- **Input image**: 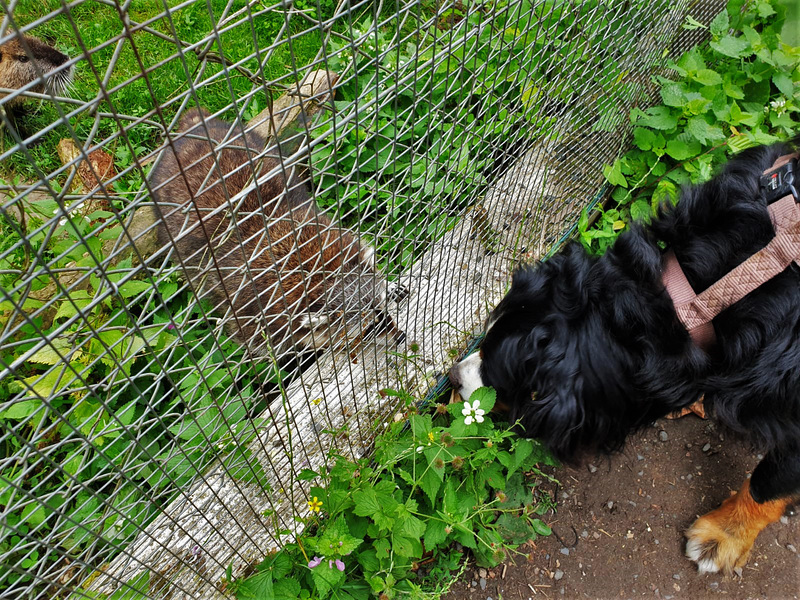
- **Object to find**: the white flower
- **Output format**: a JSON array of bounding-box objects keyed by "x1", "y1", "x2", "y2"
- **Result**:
[{"x1": 461, "y1": 400, "x2": 485, "y2": 425}]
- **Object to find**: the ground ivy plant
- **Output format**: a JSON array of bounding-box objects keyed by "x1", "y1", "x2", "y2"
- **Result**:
[
  {"x1": 232, "y1": 387, "x2": 557, "y2": 600},
  {"x1": 580, "y1": 0, "x2": 800, "y2": 254}
]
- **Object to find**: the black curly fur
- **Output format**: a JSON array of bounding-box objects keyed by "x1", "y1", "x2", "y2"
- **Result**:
[{"x1": 478, "y1": 140, "x2": 800, "y2": 487}]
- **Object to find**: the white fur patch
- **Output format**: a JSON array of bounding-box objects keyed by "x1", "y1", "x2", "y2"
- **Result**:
[
  {"x1": 451, "y1": 352, "x2": 484, "y2": 402},
  {"x1": 685, "y1": 537, "x2": 720, "y2": 574}
]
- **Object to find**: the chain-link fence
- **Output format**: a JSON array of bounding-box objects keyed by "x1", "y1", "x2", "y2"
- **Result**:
[{"x1": 0, "y1": 0, "x2": 723, "y2": 597}]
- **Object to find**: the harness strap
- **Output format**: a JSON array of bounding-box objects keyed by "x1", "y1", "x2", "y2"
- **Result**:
[{"x1": 663, "y1": 152, "x2": 800, "y2": 351}]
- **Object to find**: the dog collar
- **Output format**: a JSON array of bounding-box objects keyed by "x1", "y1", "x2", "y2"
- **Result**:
[{"x1": 662, "y1": 152, "x2": 800, "y2": 352}]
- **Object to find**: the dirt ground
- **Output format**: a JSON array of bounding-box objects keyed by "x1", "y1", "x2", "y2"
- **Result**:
[{"x1": 445, "y1": 415, "x2": 799, "y2": 600}]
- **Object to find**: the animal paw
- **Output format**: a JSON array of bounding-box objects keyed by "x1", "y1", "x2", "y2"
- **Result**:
[
  {"x1": 387, "y1": 282, "x2": 410, "y2": 303},
  {"x1": 685, "y1": 479, "x2": 788, "y2": 576},
  {"x1": 685, "y1": 513, "x2": 753, "y2": 575}
]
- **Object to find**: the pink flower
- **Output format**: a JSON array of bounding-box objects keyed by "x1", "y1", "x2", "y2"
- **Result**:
[
  {"x1": 330, "y1": 558, "x2": 345, "y2": 571},
  {"x1": 308, "y1": 556, "x2": 323, "y2": 569}
]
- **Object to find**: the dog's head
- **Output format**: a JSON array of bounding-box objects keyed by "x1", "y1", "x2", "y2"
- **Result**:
[{"x1": 449, "y1": 242, "x2": 637, "y2": 462}]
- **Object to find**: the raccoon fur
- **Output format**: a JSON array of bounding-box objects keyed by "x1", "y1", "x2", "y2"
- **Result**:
[{"x1": 150, "y1": 108, "x2": 404, "y2": 358}]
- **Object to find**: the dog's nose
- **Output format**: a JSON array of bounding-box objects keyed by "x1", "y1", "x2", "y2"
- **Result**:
[{"x1": 448, "y1": 362, "x2": 462, "y2": 388}]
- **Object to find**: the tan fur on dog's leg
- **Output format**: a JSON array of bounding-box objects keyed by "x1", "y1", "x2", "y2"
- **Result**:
[{"x1": 686, "y1": 479, "x2": 790, "y2": 575}]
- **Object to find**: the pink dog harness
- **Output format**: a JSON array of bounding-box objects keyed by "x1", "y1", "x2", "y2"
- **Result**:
[{"x1": 662, "y1": 152, "x2": 800, "y2": 351}]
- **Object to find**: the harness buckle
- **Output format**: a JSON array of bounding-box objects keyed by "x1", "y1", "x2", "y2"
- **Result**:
[{"x1": 761, "y1": 158, "x2": 798, "y2": 204}]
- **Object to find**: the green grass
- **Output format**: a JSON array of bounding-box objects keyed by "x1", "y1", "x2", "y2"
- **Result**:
[{"x1": 4, "y1": 0, "x2": 331, "y2": 178}]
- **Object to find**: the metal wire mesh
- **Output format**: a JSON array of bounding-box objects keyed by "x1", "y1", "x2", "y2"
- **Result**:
[{"x1": 0, "y1": 0, "x2": 724, "y2": 597}]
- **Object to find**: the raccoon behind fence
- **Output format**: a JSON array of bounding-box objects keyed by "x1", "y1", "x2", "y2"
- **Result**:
[{"x1": 150, "y1": 109, "x2": 404, "y2": 359}]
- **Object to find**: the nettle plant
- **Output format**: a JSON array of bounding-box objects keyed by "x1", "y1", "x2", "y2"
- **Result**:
[
  {"x1": 234, "y1": 388, "x2": 557, "y2": 600},
  {"x1": 580, "y1": 0, "x2": 800, "y2": 254}
]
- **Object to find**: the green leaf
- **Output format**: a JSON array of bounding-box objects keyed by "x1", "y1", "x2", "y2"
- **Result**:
[
  {"x1": 682, "y1": 14, "x2": 707, "y2": 31},
  {"x1": 233, "y1": 572, "x2": 273, "y2": 599},
  {"x1": 686, "y1": 116, "x2": 725, "y2": 145},
  {"x1": 709, "y1": 9, "x2": 729, "y2": 37},
  {"x1": 496, "y1": 513, "x2": 535, "y2": 544},
  {"x1": 637, "y1": 106, "x2": 678, "y2": 131},
  {"x1": 424, "y1": 518, "x2": 448, "y2": 549},
  {"x1": 665, "y1": 137, "x2": 701, "y2": 160},
  {"x1": 659, "y1": 83, "x2": 686, "y2": 107},
  {"x1": 756, "y1": 1, "x2": 775, "y2": 17},
  {"x1": 531, "y1": 519, "x2": 552, "y2": 536},
  {"x1": 118, "y1": 280, "x2": 152, "y2": 299},
  {"x1": 273, "y1": 579, "x2": 302, "y2": 599},
  {"x1": 710, "y1": 35, "x2": 750, "y2": 58},
  {"x1": 116, "y1": 399, "x2": 138, "y2": 426},
  {"x1": 420, "y1": 467, "x2": 443, "y2": 507},
  {"x1": 603, "y1": 160, "x2": 628, "y2": 188},
  {"x1": 478, "y1": 461, "x2": 506, "y2": 490},
  {"x1": 468, "y1": 386, "x2": 496, "y2": 413},
  {"x1": 632, "y1": 127, "x2": 657, "y2": 151},
  {"x1": 772, "y1": 72, "x2": 793, "y2": 97},
  {"x1": 310, "y1": 560, "x2": 345, "y2": 598},
  {"x1": 54, "y1": 290, "x2": 93, "y2": 321},
  {"x1": 693, "y1": 69, "x2": 723, "y2": 86},
  {"x1": 630, "y1": 200, "x2": 653, "y2": 223}
]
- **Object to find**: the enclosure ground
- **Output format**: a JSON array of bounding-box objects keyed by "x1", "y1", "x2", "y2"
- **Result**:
[{"x1": 445, "y1": 415, "x2": 800, "y2": 599}]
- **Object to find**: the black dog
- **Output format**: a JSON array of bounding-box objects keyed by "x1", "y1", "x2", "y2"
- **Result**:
[{"x1": 449, "y1": 139, "x2": 800, "y2": 575}]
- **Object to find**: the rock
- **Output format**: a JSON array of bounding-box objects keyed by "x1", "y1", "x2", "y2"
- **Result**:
[
  {"x1": 702, "y1": 443, "x2": 711, "y2": 452},
  {"x1": 659, "y1": 430, "x2": 669, "y2": 442},
  {"x1": 480, "y1": 577, "x2": 487, "y2": 590},
  {"x1": 560, "y1": 548, "x2": 570, "y2": 555},
  {"x1": 787, "y1": 544, "x2": 797, "y2": 553},
  {"x1": 554, "y1": 569, "x2": 564, "y2": 580},
  {"x1": 588, "y1": 464, "x2": 598, "y2": 473},
  {"x1": 479, "y1": 568, "x2": 487, "y2": 578}
]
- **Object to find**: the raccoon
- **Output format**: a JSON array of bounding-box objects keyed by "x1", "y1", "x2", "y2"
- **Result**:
[{"x1": 150, "y1": 108, "x2": 404, "y2": 358}]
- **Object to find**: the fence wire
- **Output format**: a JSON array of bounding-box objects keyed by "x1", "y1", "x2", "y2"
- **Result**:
[{"x1": 0, "y1": 0, "x2": 723, "y2": 597}]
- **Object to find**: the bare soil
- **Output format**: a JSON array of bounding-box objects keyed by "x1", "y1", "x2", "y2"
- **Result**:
[{"x1": 444, "y1": 415, "x2": 799, "y2": 600}]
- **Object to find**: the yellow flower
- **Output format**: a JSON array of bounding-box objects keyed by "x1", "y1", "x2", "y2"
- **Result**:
[
  {"x1": 307, "y1": 496, "x2": 323, "y2": 513},
  {"x1": 312, "y1": 398, "x2": 322, "y2": 406},
  {"x1": 427, "y1": 431, "x2": 435, "y2": 443}
]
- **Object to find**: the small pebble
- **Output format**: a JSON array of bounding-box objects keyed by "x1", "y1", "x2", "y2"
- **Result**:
[
  {"x1": 589, "y1": 464, "x2": 598, "y2": 473},
  {"x1": 654, "y1": 539, "x2": 660, "y2": 545},
  {"x1": 581, "y1": 529, "x2": 589, "y2": 538},
  {"x1": 607, "y1": 501, "x2": 614, "y2": 509},
  {"x1": 637, "y1": 454, "x2": 645, "y2": 460},
  {"x1": 673, "y1": 574, "x2": 680, "y2": 580},
  {"x1": 560, "y1": 548, "x2": 570, "y2": 555},
  {"x1": 659, "y1": 430, "x2": 669, "y2": 442},
  {"x1": 480, "y1": 577, "x2": 487, "y2": 590},
  {"x1": 702, "y1": 443, "x2": 711, "y2": 452},
  {"x1": 710, "y1": 582, "x2": 719, "y2": 590},
  {"x1": 479, "y1": 568, "x2": 487, "y2": 578},
  {"x1": 554, "y1": 569, "x2": 564, "y2": 580},
  {"x1": 787, "y1": 544, "x2": 797, "y2": 553},
  {"x1": 593, "y1": 532, "x2": 601, "y2": 539}
]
